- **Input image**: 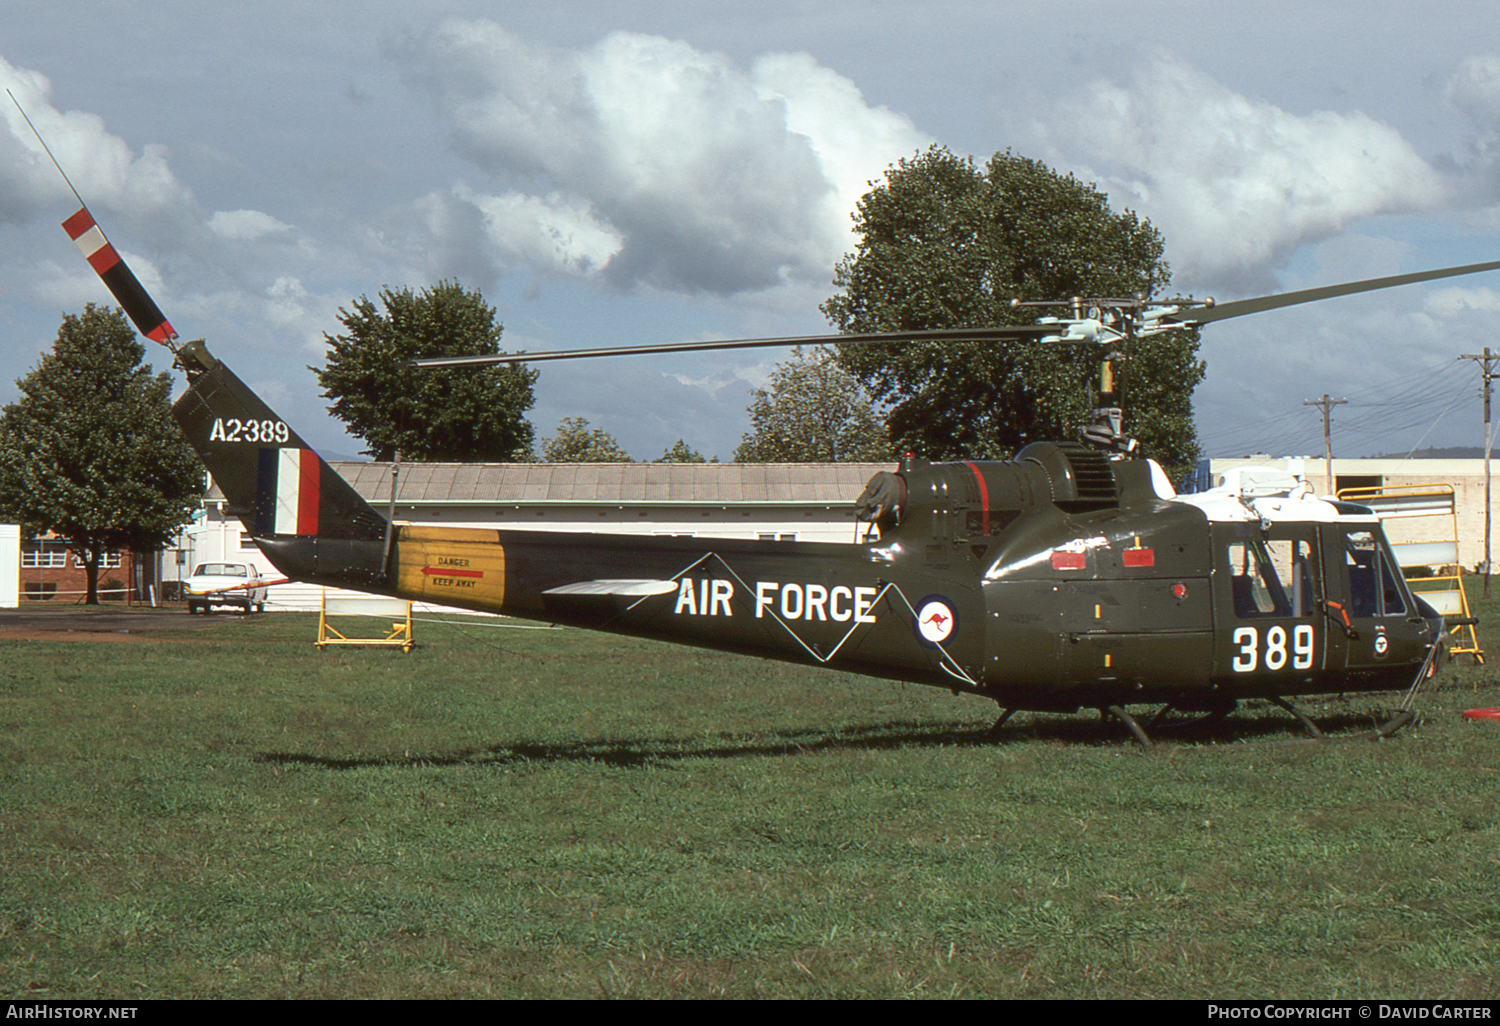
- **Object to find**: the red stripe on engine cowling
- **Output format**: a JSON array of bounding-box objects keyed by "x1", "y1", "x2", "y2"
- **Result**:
[{"x1": 962, "y1": 461, "x2": 990, "y2": 536}]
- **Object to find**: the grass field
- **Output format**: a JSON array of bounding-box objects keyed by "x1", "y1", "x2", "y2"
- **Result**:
[{"x1": 2, "y1": 599, "x2": 1499, "y2": 999}]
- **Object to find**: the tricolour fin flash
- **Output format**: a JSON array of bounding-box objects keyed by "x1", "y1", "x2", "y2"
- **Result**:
[
  {"x1": 62, "y1": 207, "x2": 177, "y2": 344},
  {"x1": 172, "y1": 340, "x2": 392, "y2": 591},
  {"x1": 256, "y1": 447, "x2": 323, "y2": 537}
]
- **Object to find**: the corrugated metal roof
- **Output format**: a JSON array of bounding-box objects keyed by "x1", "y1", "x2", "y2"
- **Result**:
[{"x1": 328, "y1": 462, "x2": 893, "y2": 505}]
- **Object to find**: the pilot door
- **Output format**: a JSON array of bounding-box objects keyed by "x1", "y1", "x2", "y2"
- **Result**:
[
  {"x1": 1319, "y1": 526, "x2": 1429, "y2": 684},
  {"x1": 1210, "y1": 525, "x2": 1325, "y2": 687}
]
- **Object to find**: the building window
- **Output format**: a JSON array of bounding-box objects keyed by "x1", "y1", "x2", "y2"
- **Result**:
[
  {"x1": 22, "y1": 543, "x2": 125, "y2": 569},
  {"x1": 21, "y1": 541, "x2": 69, "y2": 568},
  {"x1": 1335, "y1": 474, "x2": 1382, "y2": 496}
]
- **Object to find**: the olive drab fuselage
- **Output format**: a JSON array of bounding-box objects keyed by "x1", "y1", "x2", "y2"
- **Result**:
[{"x1": 171, "y1": 338, "x2": 1443, "y2": 717}]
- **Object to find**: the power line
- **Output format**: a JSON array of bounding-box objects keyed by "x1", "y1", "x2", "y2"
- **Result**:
[{"x1": 1198, "y1": 358, "x2": 1481, "y2": 457}]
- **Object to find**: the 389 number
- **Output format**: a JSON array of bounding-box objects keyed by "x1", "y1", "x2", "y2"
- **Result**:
[
  {"x1": 1231, "y1": 625, "x2": 1315, "y2": 672},
  {"x1": 208, "y1": 418, "x2": 290, "y2": 444}
]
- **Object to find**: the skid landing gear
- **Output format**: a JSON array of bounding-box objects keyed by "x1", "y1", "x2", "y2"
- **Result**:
[
  {"x1": 981, "y1": 707, "x2": 1018, "y2": 739},
  {"x1": 1104, "y1": 702, "x2": 1238, "y2": 748},
  {"x1": 1268, "y1": 696, "x2": 1419, "y2": 744},
  {"x1": 1104, "y1": 705, "x2": 1152, "y2": 747},
  {"x1": 1270, "y1": 696, "x2": 1325, "y2": 739},
  {"x1": 978, "y1": 696, "x2": 1419, "y2": 748}
]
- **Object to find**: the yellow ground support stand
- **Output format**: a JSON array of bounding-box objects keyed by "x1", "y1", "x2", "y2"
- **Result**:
[
  {"x1": 1336, "y1": 483, "x2": 1483, "y2": 664},
  {"x1": 315, "y1": 590, "x2": 416, "y2": 652}
]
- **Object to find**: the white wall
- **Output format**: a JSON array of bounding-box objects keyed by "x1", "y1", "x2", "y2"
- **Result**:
[{"x1": 0, "y1": 524, "x2": 18, "y2": 609}]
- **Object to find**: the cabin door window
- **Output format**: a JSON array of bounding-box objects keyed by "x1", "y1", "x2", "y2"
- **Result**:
[
  {"x1": 1215, "y1": 533, "x2": 1323, "y2": 677},
  {"x1": 1225, "y1": 538, "x2": 1318, "y2": 619}
]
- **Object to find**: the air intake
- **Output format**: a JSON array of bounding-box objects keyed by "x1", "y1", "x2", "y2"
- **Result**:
[{"x1": 1016, "y1": 441, "x2": 1119, "y2": 512}]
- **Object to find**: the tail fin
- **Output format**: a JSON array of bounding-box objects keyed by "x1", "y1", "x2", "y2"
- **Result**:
[
  {"x1": 171, "y1": 341, "x2": 391, "y2": 591},
  {"x1": 54, "y1": 182, "x2": 392, "y2": 593}
]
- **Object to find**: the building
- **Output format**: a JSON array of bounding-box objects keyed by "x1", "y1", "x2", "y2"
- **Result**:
[
  {"x1": 181, "y1": 461, "x2": 893, "y2": 611},
  {"x1": 1192, "y1": 456, "x2": 1494, "y2": 570},
  {"x1": 15, "y1": 532, "x2": 160, "y2": 604}
]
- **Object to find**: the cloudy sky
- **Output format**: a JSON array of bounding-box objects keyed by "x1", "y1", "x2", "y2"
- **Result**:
[{"x1": 3, "y1": 1, "x2": 1500, "y2": 464}]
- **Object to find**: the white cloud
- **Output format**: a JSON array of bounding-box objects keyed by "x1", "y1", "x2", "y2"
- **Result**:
[
  {"x1": 465, "y1": 186, "x2": 623, "y2": 275},
  {"x1": 0, "y1": 56, "x2": 196, "y2": 228},
  {"x1": 397, "y1": 20, "x2": 929, "y2": 296},
  {"x1": 1425, "y1": 284, "x2": 1500, "y2": 316},
  {"x1": 1441, "y1": 53, "x2": 1500, "y2": 217},
  {"x1": 1447, "y1": 55, "x2": 1500, "y2": 124},
  {"x1": 208, "y1": 208, "x2": 293, "y2": 242},
  {"x1": 1028, "y1": 55, "x2": 1447, "y2": 291}
]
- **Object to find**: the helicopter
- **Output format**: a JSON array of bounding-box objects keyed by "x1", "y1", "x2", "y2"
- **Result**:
[{"x1": 54, "y1": 198, "x2": 1500, "y2": 746}]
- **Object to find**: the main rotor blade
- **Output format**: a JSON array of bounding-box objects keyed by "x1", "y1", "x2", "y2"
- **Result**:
[
  {"x1": 1160, "y1": 259, "x2": 1500, "y2": 326},
  {"x1": 410, "y1": 325, "x2": 1053, "y2": 369}
]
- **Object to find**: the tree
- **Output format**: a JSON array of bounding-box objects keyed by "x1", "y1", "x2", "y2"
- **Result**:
[
  {"x1": 734, "y1": 347, "x2": 892, "y2": 463},
  {"x1": 314, "y1": 281, "x2": 537, "y2": 462},
  {"x1": 822, "y1": 146, "x2": 1203, "y2": 476},
  {"x1": 0, "y1": 304, "x2": 203, "y2": 604},
  {"x1": 656, "y1": 439, "x2": 714, "y2": 463},
  {"x1": 542, "y1": 417, "x2": 634, "y2": 462}
]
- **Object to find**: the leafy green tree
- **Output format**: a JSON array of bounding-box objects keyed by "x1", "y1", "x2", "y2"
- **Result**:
[
  {"x1": 656, "y1": 439, "x2": 714, "y2": 463},
  {"x1": 314, "y1": 281, "x2": 537, "y2": 462},
  {"x1": 542, "y1": 417, "x2": 634, "y2": 462},
  {"x1": 822, "y1": 146, "x2": 1203, "y2": 476},
  {"x1": 0, "y1": 304, "x2": 203, "y2": 604},
  {"x1": 735, "y1": 347, "x2": 892, "y2": 463}
]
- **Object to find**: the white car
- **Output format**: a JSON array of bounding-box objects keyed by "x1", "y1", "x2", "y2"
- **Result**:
[{"x1": 184, "y1": 562, "x2": 268, "y2": 614}]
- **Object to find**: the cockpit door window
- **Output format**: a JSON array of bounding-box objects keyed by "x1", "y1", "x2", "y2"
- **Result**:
[{"x1": 1344, "y1": 530, "x2": 1408, "y2": 618}]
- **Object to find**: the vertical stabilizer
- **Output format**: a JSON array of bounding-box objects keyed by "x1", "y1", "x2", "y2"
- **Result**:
[{"x1": 172, "y1": 340, "x2": 391, "y2": 591}]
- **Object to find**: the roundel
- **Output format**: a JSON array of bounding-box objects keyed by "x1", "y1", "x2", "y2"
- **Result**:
[{"x1": 915, "y1": 596, "x2": 958, "y2": 646}]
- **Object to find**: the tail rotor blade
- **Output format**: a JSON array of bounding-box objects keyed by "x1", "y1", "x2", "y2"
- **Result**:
[{"x1": 61, "y1": 207, "x2": 177, "y2": 344}]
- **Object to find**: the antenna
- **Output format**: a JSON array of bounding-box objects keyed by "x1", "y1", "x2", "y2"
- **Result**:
[{"x1": 7, "y1": 89, "x2": 89, "y2": 209}]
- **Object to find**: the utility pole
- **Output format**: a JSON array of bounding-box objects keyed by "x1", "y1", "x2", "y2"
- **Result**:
[
  {"x1": 1458, "y1": 348, "x2": 1498, "y2": 596},
  {"x1": 1303, "y1": 394, "x2": 1348, "y2": 495}
]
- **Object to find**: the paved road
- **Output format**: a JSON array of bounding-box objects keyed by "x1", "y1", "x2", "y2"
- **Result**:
[{"x1": 0, "y1": 605, "x2": 248, "y2": 634}]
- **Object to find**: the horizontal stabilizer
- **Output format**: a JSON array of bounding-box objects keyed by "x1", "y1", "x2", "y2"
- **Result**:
[{"x1": 543, "y1": 579, "x2": 679, "y2": 597}]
